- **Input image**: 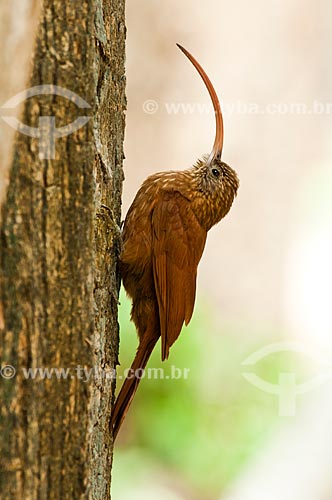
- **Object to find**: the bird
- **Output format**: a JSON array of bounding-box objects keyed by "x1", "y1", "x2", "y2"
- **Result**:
[{"x1": 110, "y1": 43, "x2": 239, "y2": 440}]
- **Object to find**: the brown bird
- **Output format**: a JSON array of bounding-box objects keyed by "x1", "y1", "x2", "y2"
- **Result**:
[{"x1": 110, "y1": 44, "x2": 239, "y2": 440}]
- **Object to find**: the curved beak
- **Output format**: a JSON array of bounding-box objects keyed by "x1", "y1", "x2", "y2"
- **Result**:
[{"x1": 177, "y1": 43, "x2": 224, "y2": 163}]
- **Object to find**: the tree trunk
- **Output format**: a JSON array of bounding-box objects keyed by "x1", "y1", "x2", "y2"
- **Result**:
[{"x1": 0, "y1": 0, "x2": 126, "y2": 498}]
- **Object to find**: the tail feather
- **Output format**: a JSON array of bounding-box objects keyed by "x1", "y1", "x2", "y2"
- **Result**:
[{"x1": 110, "y1": 338, "x2": 158, "y2": 440}]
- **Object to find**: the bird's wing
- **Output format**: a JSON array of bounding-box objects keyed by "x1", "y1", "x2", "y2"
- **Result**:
[{"x1": 152, "y1": 190, "x2": 207, "y2": 360}]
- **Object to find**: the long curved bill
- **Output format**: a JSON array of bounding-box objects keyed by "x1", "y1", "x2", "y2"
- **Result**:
[{"x1": 176, "y1": 43, "x2": 224, "y2": 164}]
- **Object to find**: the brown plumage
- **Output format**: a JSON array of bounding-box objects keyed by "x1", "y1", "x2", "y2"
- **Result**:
[{"x1": 110, "y1": 44, "x2": 239, "y2": 440}]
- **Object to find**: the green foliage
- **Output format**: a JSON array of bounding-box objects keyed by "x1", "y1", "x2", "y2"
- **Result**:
[{"x1": 113, "y1": 288, "x2": 302, "y2": 498}]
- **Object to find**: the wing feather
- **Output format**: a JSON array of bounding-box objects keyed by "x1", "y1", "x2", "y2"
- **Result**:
[{"x1": 152, "y1": 191, "x2": 206, "y2": 360}]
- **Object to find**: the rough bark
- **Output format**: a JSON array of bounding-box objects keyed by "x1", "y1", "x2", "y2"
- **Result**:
[{"x1": 0, "y1": 0, "x2": 126, "y2": 499}]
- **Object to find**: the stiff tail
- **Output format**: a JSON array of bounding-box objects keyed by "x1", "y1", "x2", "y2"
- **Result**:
[{"x1": 110, "y1": 337, "x2": 158, "y2": 440}]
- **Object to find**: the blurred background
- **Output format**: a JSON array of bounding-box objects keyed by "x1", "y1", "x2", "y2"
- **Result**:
[
  {"x1": 113, "y1": 0, "x2": 332, "y2": 499},
  {"x1": 0, "y1": 0, "x2": 331, "y2": 498}
]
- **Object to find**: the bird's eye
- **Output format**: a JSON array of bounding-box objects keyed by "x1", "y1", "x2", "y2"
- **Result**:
[{"x1": 212, "y1": 168, "x2": 220, "y2": 178}]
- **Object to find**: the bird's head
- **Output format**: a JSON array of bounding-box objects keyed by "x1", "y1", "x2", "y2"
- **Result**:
[{"x1": 177, "y1": 44, "x2": 239, "y2": 229}]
